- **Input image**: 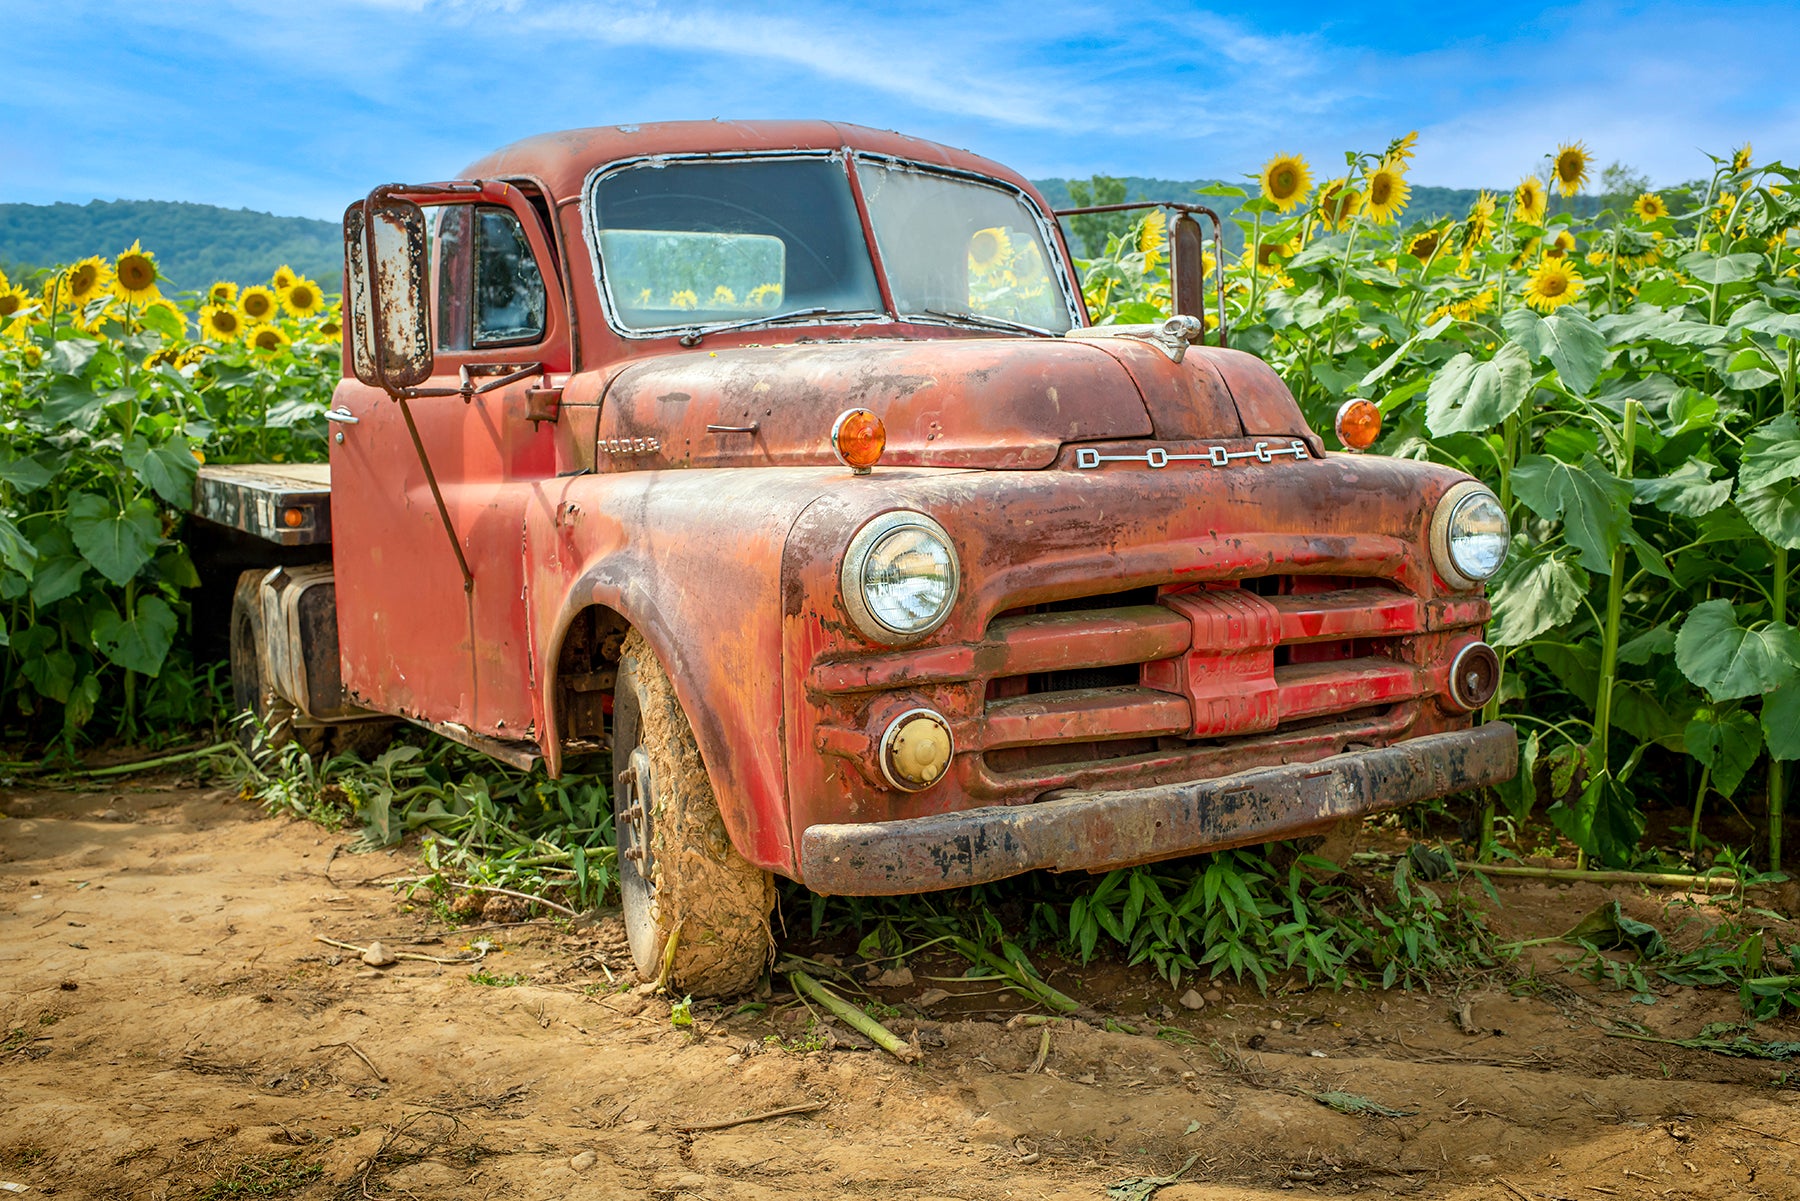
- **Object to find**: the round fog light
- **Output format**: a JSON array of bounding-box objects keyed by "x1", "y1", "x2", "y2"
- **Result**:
[
  {"x1": 1448, "y1": 642, "x2": 1501, "y2": 711},
  {"x1": 880, "y1": 708, "x2": 955, "y2": 792}
]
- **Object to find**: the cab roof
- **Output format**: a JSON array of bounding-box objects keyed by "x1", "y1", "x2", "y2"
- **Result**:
[{"x1": 459, "y1": 119, "x2": 1048, "y2": 209}]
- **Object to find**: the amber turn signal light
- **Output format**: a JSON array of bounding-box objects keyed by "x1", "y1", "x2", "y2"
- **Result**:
[
  {"x1": 281, "y1": 506, "x2": 309, "y2": 528},
  {"x1": 1335, "y1": 398, "x2": 1382, "y2": 452},
  {"x1": 831, "y1": 408, "x2": 886, "y2": 475}
]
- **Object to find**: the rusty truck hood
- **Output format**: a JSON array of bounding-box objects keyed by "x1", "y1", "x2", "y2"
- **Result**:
[{"x1": 587, "y1": 336, "x2": 1317, "y2": 470}]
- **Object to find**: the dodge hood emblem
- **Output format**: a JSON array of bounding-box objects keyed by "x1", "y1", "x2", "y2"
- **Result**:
[{"x1": 1076, "y1": 440, "x2": 1310, "y2": 470}]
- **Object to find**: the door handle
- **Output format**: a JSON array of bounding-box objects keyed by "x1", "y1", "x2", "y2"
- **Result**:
[{"x1": 325, "y1": 408, "x2": 360, "y2": 424}]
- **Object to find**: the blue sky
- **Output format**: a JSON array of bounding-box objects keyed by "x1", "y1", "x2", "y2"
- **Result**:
[{"x1": 3, "y1": 0, "x2": 1795, "y2": 220}]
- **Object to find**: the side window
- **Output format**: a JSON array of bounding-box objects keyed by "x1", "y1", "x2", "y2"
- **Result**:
[{"x1": 428, "y1": 204, "x2": 547, "y2": 352}]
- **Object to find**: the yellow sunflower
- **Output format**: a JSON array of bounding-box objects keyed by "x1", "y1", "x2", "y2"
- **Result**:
[
  {"x1": 1545, "y1": 229, "x2": 1577, "y2": 259},
  {"x1": 1522, "y1": 258, "x2": 1584, "y2": 312},
  {"x1": 207, "y1": 280, "x2": 239, "y2": 306},
  {"x1": 1632, "y1": 192, "x2": 1667, "y2": 221},
  {"x1": 142, "y1": 297, "x2": 186, "y2": 334},
  {"x1": 240, "y1": 285, "x2": 278, "y2": 322},
  {"x1": 112, "y1": 240, "x2": 160, "y2": 302},
  {"x1": 1463, "y1": 191, "x2": 1498, "y2": 251},
  {"x1": 1514, "y1": 177, "x2": 1547, "y2": 226},
  {"x1": 318, "y1": 317, "x2": 343, "y2": 340},
  {"x1": 748, "y1": 283, "x2": 782, "y2": 308},
  {"x1": 1137, "y1": 209, "x2": 1168, "y2": 269},
  {"x1": 63, "y1": 256, "x2": 112, "y2": 306},
  {"x1": 711, "y1": 284, "x2": 737, "y2": 306},
  {"x1": 0, "y1": 285, "x2": 32, "y2": 321},
  {"x1": 278, "y1": 276, "x2": 325, "y2": 318},
  {"x1": 1317, "y1": 178, "x2": 1362, "y2": 230},
  {"x1": 1363, "y1": 161, "x2": 1410, "y2": 225},
  {"x1": 1252, "y1": 239, "x2": 1294, "y2": 272},
  {"x1": 1407, "y1": 227, "x2": 1443, "y2": 262},
  {"x1": 1552, "y1": 142, "x2": 1590, "y2": 196},
  {"x1": 200, "y1": 304, "x2": 245, "y2": 341},
  {"x1": 271, "y1": 264, "x2": 296, "y2": 290},
  {"x1": 1258, "y1": 154, "x2": 1313, "y2": 213},
  {"x1": 1386, "y1": 131, "x2": 1420, "y2": 166},
  {"x1": 248, "y1": 324, "x2": 291, "y2": 353},
  {"x1": 669, "y1": 289, "x2": 698, "y2": 310},
  {"x1": 968, "y1": 227, "x2": 1012, "y2": 275},
  {"x1": 1731, "y1": 142, "x2": 1754, "y2": 174}
]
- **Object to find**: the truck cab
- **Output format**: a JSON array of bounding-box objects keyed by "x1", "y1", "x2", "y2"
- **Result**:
[{"x1": 197, "y1": 120, "x2": 1517, "y2": 995}]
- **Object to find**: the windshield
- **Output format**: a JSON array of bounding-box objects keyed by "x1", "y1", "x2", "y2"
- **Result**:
[
  {"x1": 858, "y1": 160, "x2": 1074, "y2": 334},
  {"x1": 589, "y1": 156, "x2": 884, "y2": 331}
]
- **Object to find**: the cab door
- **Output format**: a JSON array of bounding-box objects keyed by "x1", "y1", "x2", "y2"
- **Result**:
[{"x1": 330, "y1": 182, "x2": 570, "y2": 738}]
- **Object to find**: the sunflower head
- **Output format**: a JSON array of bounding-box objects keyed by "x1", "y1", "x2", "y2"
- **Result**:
[
  {"x1": 113, "y1": 240, "x2": 160, "y2": 301},
  {"x1": 272, "y1": 264, "x2": 296, "y2": 291},
  {"x1": 201, "y1": 304, "x2": 244, "y2": 341},
  {"x1": 748, "y1": 282, "x2": 783, "y2": 308},
  {"x1": 968, "y1": 227, "x2": 1012, "y2": 275},
  {"x1": 0, "y1": 285, "x2": 31, "y2": 320},
  {"x1": 711, "y1": 284, "x2": 737, "y2": 306},
  {"x1": 1523, "y1": 257, "x2": 1584, "y2": 312},
  {"x1": 1631, "y1": 192, "x2": 1667, "y2": 222},
  {"x1": 208, "y1": 281, "x2": 239, "y2": 306},
  {"x1": 249, "y1": 324, "x2": 291, "y2": 354},
  {"x1": 318, "y1": 317, "x2": 343, "y2": 340},
  {"x1": 240, "y1": 285, "x2": 278, "y2": 322},
  {"x1": 1253, "y1": 239, "x2": 1294, "y2": 271},
  {"x1": 1545, "y1": 229, "x2": 1577, "y2": 259},
  {"x1": 1385, "y1": 131, "x2": 1420, "y2": 166},
  {"x1": 1514, "y1": 177, "x2": 1547, "y2": 226},
  {"x1": 1363, "y1": 161, "x2": 1411, "y2": 225},
  {"x1": 63, "y1": 256, "x2": 112, "y2": 305},
  {"x1": 1552, "y1": 142, "x2": 1591, "y2": 197},
  {"x1": 1317, "y1": 178, "x2": 1362, "y2": 230},
  {"x1": 1259, "y1": 154, "x2": 1313, "y2": 213},
  {"x1": 1462, "y1": 191, "x2": 1498, "y2": 252},
  {"x1": 1731, "y1": 142, "x2": 1754, "y2": 174},
  {"x1": 669, "y1": 289, "x2": 698, "y2": 310},
  {"x1": 279, "y1": 277, "x2": 324, "y2": 318},
  {"x1": 1407, "y1": 227, "x2": 1443, "y2": 263}
]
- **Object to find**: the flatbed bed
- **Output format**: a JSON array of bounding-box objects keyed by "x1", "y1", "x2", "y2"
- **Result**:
[{"x1": 193, "y1": 463, "x2": 332, "y2": 546}]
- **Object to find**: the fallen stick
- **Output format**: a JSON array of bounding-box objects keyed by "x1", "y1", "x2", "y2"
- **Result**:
[
  {"x1": 315, "y1": 1041, "x2": 388, "y2": 1082},
  {"x1": 789, "y1": 970, "x2": 920, "y2": 1064},
  {"x1": 1496, "y1": 1178, "x2": 1535, "y2": 1201},
  {"x1": 677, "y1": 1100, "x2": 827, "y2": 1133},
  {"x1": 1028, "y1": 1027, "x2": 1051, "y2": 1074},
  {"x1": 1352, "y1": 852, "x2": 1746, "y2": 891},
  {"x1": 313, "y1": 935, "x2": 485, "y2": 965}
]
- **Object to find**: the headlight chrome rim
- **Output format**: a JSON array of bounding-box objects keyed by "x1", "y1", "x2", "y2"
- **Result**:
[
  {"x1": 839, "y1": 511, "x2": 960, "y2": 644},
  {"x1": 1430, "y1": 481, "x2": 1509, "y2": 590}
]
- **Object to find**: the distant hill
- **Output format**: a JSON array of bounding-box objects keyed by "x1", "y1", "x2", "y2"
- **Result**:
[{"x1": 0, "y1": 200, "x2": 341, "y2": 294}]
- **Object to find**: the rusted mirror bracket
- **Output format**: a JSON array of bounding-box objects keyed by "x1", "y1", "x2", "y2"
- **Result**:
[
  {"x1": 397, "y1": 396, "x2": 474, "y2": 593},
  {"x1": 1053, "y1": 201, "x2": 1229, "y2": 347}
]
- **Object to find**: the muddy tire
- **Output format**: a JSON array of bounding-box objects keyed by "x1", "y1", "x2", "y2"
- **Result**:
[
  {"x1": 228, "y1": 570, "x2": 393, "y2": 760},
  {"x1": 613, "y1": 630, "x2": 774, "y2": 996}
]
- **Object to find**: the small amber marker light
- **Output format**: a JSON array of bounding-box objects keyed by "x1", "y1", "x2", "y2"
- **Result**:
[
  {"x1": 281, "y1": 506, "x2": 308, "y2": 528},
  {"x1": 1335, "y1": 398, "x2": 1382, "y2": 451},
  {"x1": 831, "y1": 408, "x2": 886, "y2": 475}
]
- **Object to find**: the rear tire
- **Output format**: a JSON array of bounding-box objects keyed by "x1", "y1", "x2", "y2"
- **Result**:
[
  {"x1": 228, "y1": 569, "x2": 393, "y2": 759},
  {"x1": 612, "y1": 630, "x2": 774, "y2": 996}
]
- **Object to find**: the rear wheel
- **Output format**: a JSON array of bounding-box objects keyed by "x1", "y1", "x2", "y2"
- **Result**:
[
  {"x1": 228, "y1": 569, "x2": 392, "y2": 759},
  {"x1": 612, "y1": 630, "x2": 774, "y2": 996}
]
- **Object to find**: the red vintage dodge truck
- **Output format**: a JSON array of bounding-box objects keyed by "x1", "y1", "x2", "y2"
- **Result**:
[{"x1": 194, "y1": 120, "x2": 1516, "y2": 994}]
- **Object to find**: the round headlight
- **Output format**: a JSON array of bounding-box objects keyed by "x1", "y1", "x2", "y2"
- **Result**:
[
  {"x1": 1431, "y1": 482, "x2": 1509, "y2": 589},
  {"x1": 840, "y1": 512, "x2": 960, "y2": 643}
]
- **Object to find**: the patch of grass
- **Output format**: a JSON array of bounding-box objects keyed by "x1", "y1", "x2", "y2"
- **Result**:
[
  {"x1": 199, "y1": 1155, "x2": 322, "y2": 1198},
  {"x1": 467, "y1": 968, "x2": 526, "y2": 988}
]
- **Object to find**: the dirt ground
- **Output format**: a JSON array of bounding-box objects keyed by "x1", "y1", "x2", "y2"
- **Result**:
[{"x1": 5, "y1": 779, "x2": 1800, "y2": 1200}]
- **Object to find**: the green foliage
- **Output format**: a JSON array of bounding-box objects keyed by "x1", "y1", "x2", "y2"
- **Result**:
[
  {"x1": 0, "y1": 256, "x2": 340, "y2": 746},
  {"x1": 0, "y1": 200, "x2": 340, "y2": 291}
]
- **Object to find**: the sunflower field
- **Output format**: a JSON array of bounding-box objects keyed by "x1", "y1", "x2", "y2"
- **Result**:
[
  {"x1": 0, "y1": 249, "x2": 340, "y2": 742},
  {"x1": 2, "y1": 136, "x2": 1797, "y2": 875}
]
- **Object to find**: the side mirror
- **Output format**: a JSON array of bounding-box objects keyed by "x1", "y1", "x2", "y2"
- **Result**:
[{"x1": 344, "y1": 195, "x2": 433, "y2": 393}]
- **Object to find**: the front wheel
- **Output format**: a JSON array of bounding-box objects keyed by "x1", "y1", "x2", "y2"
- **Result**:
[{"x1": 612, "y1": 630, "x2": 774, "y2": 996}]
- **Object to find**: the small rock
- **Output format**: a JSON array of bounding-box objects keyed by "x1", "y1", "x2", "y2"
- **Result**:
[
  {"x1": 355, "y1": 969, "x2": 380, "y2": 980},
  {"x1": 361, "y1": 941, "x2": 396, "y2": 967},
  {"x1": 570, "y1": 1150, "x2": 597, "y2": 1171},
  {"x1": 613, "y1": 993, "x2": 648, "y2": 1016},
  {"x1": 1269, "y1": 1020, "x2": 1284, "y2": 1031},
  {"x1": 1179, "y1": 989, "x2": 1205, "y2": 1011},
  {"x1": 1202, "y1": 988, "x2": 1223, "y2": 1004},
  {"x1": 325, "y1": 954, "x2": 342, "y2": 966},
  {"x1": 725, "y1": 1053, "x2": 743, "y2": 1067},
  {"x1": 875, "y1": 966, "x2": 914, "y2": 988},
  {"x1": 633, "y1": 982, "x2": 659, "y2": 996},
  {"x1": 915, "y1": 988, "x2": 951, "y2": 1008}
]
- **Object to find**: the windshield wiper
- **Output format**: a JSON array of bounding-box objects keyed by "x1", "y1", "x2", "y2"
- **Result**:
[
  {"x1": 919, "y1": 309, "x2": 1054, "y2": 338},
  {"x1": 677, "y1": 306, "x2": 859, "y2": 347}
]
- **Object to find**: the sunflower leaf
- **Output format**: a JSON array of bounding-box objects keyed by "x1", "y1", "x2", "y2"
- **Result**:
[
  {"x1": 1765, "y1": 684, "x2": 1800, "y2": 762},
  {"x1": 1489, "y1": 546, "x2": 1588, "y2": 646},
  {"x1": 121, "y1": 435, "x2": 198, "y2": 511},
  {"x1": 1677, "y1": 251, "x2": 1763, "y2": 285},
  {"x1": 1511, "y1": 454, "x2": 1632, "y2": 574},
  {"x1": 1740, "y1": 415, "x2": 1800, "y2": 493},
  {"x1": 1424, "y1": 343, "x2": 1533, "y2": 436},
  {"x1": 1503, "y1": 308, "x2": 1606, "y2": 395},
  {"x1": 67, "y1": 492, "x2": 162, "y2": 586},
  {"x1": 1685, "y1": 708, "x2": 1764, "y2": 798},
  {"x1": 1738, "y1": 478, "x2": 1800, "y2": 549},
  {"x1": 1632, "y1": 459, "x2": 1733, "y2": 516},
  {"x1": 90, "y1": 595, "x2": 177, "y2": 678},
  {"x1": 1674, "y1": 599, "x2": 1800, "y2": 700},
  {"x1": 1547, "y1": 771, "x2": 1645, "y2": 868}
]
